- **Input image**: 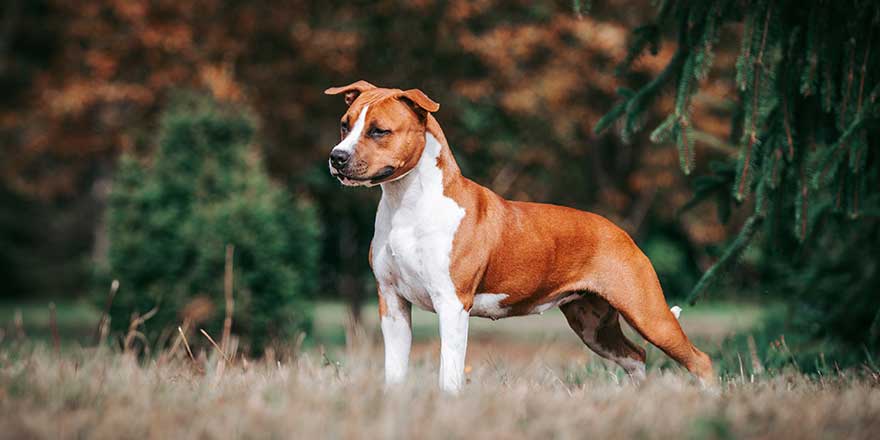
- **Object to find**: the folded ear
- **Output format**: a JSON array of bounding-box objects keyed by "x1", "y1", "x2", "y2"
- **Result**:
[
  {"x1": 324, "y1": 80, "x2": 377, "y2": 105},
  {"x1": 398, "y1": 89, "x2": 440, "y2": 115}
]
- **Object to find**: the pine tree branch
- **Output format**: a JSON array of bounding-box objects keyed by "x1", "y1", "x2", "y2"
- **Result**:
[
  {"x1": 781, "y1": 65, "x2": 795, "y2": 160},
  {"x1": 856, "y1": 22, "x2": 874, "y2": 115},
  {"x1": 798, "y1": 159, "x2": 808, "y2": 240},
  {"x1": 853, "y1": 172, "x2": 861, "y2": 216},
  {"x1": 595, "y1": 7, "x2": 690, "y2": 137},
  {"x1": 687, "y1": 213, "x2": 763, "y2": 305},
  {"x1": 835, "y1": 171, "x2": 845, "y2": 210},
  {"x1": 678, "y1": 116, "x2": 692, "y2": 174},
  {"x1": 736, "y1": 3, "x2": 773, "y2": 202},
  {"x1": 839, "y1": 45, "x2": 856, "y2": 128},
  {"x1": 594, "y1": 46, "x2": 687, "y2": 136}
]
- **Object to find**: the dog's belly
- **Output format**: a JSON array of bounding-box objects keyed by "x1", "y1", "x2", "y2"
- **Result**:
[{"x1": 470, "y1": 292, "x2": 581, "y2": 319}]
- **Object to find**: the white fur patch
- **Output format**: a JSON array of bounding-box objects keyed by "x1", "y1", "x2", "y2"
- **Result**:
[
  {"x1": 332, "y1": 105, "x2": 368, "y2": 155},
  {"x1": 530, "y1": 294, "x2": 580, "y2": 315},
  {"x1": 614, "y1": 356, "x2": 647, "y2": 382},
  {"x1": 471, "y1": 293, "x2": 510, "y2": 319},
  {"x1": 472, "y1": 292, "x2": 580, "y2": 318},
  {"x1": 670, "y1": 306, "x2": 682, "y2": 319}
]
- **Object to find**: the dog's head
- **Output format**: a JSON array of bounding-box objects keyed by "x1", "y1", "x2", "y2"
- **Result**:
[{"x1": 325, "y1": 80, "x2": 439, "y2": 186}]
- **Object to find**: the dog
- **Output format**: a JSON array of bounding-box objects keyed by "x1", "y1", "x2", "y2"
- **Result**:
[{"x1": 325, "y1": 81, "x2": 715, "y2": 393}]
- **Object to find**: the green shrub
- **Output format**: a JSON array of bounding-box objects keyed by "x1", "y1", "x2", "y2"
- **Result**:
[
  {"x1": 102, "y1": 93, "x2": 320, "y2": 351},
  {"x1": 641, "y1": 230, "x2": 698, "y2": 300}
]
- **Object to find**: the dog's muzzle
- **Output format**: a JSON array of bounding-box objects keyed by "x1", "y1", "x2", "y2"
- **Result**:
[{"x1": 329, "y1": 159, "x2": 396, "y2": 187}]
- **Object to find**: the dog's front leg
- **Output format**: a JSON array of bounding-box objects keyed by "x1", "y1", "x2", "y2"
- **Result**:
[
  {"x1": 435, "y1": 296, "x2": 469, "y2": 394},
  {"x1": 379, "y1": 291, "x2": 412, "y2": 386}
]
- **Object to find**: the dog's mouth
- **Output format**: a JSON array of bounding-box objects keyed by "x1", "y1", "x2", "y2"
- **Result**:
[{"x1": 331, "y1": 166, "x2": 396, "y2": 187}]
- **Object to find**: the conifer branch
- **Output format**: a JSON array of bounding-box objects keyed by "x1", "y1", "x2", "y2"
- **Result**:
[
  {"x1": 622, "y1": 46, "x2": 687, "y2": 139},
  {"x1": 781, "y1": 67, "x2": 795, "y2": 160},
  {"x1": 782, "y1": 100, "x2": 794, "y2": 160},
  {"x1": 839, "y1": 45, "x2": 856, "y2": 129},
  {"x1": 856, "y1": 22, "x2": 873, "y2": 115},
  {"x1": 853, "y1": 173, "x2": 861, "y2": 216},
  {"x1": 678, "y1": 116, "x2": 693, "y2": 174},
  {"x1": 736, "y1": 2, "x2": 773, "y2": 202},
  {"x1": 594, "y1": 32, "x2": 688, "y2": 137},
  {"x1": 687, "y1": 214, "x2": 763, "y2": 305},
  {"x1": 799, "y1": 159, "x2": 808, "y2": 240},
  {"x1": 770, "y1": 148, "x2": 781, "y2": 187}
]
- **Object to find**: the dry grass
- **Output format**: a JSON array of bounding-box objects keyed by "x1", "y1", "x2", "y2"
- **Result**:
[
  {"x1": 1, "y1": 301, "x2": 877, "y2": 439},
  {"x1": 1, "y1": 335, "x2": 879, "y2": 440}
]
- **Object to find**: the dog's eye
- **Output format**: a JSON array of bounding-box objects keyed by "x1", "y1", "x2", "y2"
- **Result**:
[
  {"x1": 340, "y1": 121, "x2": 350, "y2": 135},
  {"x1": 368, "y1": 127, "x2": 391, "y2": 138}
]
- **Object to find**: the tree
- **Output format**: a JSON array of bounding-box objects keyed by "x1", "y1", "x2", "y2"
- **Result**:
[
  {"x1": 598, "y1": 0, "x2": 880, "y2": 353},
  {"x1": 103, "y1": 93, "x2": 320, "y2": 351}
]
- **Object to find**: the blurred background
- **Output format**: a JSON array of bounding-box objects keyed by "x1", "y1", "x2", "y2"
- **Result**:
[{"x1": 0, "y1": 0, "x2": 863, "y2": 369}]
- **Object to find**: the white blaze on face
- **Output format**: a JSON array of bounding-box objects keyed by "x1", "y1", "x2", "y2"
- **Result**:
[{"x1": 331, "y1": 105, "x2": 369, "y2": 156}]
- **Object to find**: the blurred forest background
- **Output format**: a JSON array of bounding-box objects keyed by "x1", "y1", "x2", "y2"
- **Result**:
[{"x1": 1, "y1": 0, "x2": 877, "y2": 360}]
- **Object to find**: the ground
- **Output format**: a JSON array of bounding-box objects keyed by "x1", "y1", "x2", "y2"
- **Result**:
[{"x1": 1, "y1": 300, "x2": 878, "y2": 439}]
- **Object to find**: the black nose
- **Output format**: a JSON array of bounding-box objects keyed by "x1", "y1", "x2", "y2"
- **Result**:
[{"x1": 330, "y1": 149, "x2": 351, "y2": 169}]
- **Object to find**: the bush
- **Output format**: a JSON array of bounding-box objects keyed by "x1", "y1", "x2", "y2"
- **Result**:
[{"x1": 102, "y1": 94, "x2": 320, "y2": 351}]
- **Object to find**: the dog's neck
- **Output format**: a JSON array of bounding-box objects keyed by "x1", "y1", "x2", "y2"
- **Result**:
[{"x1": 379, "y1": 116, "x2": 461, "y2": 207}]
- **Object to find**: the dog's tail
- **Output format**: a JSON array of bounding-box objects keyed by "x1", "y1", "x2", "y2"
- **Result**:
[{"x1": 670, "y1": 306, "x2": 682, "y2": 320}]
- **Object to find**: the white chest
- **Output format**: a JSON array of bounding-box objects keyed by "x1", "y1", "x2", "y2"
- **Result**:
[{"x1": 371, "y1": 134, "x2": 465, "y2": 312}]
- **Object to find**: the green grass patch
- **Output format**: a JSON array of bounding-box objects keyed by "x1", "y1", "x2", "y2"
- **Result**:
[{"x1": 0, "y1": 299, "x2": 99, "y2": 344}]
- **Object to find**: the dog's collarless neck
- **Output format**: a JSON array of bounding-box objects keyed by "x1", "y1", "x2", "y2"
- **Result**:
[{"x1": 380, "y1": 129, "x2": 461, "y2": 207}]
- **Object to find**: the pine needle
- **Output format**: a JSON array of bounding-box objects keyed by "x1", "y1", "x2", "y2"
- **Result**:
[{"x1": 687, "y1": 214, "x2": 763, "y2": 305}]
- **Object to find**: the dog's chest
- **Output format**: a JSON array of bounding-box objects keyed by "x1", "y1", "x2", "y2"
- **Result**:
[{"x1": 372, "y1": 193, "x2": 464, "y2": 311}]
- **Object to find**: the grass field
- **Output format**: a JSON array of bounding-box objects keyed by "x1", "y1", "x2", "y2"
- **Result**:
[{"x1": 1, "y1": 300, "x2": 879, "y2": 439}]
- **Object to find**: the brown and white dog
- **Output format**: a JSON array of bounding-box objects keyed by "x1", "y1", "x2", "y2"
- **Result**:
[{"x1": 325, "y1": 81, "x2": 715, "y2": 393}]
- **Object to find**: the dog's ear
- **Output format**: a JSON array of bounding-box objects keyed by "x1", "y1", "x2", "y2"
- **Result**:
[
  {"x1": 398, "y1": 89, "x2": 440, "y2": 117},
  {"x1": 324, "y1": 80, "x2": 377, "y2": 106}
]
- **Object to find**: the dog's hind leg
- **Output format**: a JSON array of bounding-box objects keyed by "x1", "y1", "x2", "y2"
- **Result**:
[
  {"x1": 560, "y1": 295, "x2": 647, "y2": 382},
  {"x1": 597, "y1": 256, "x2": 716, "y2": 386}
]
